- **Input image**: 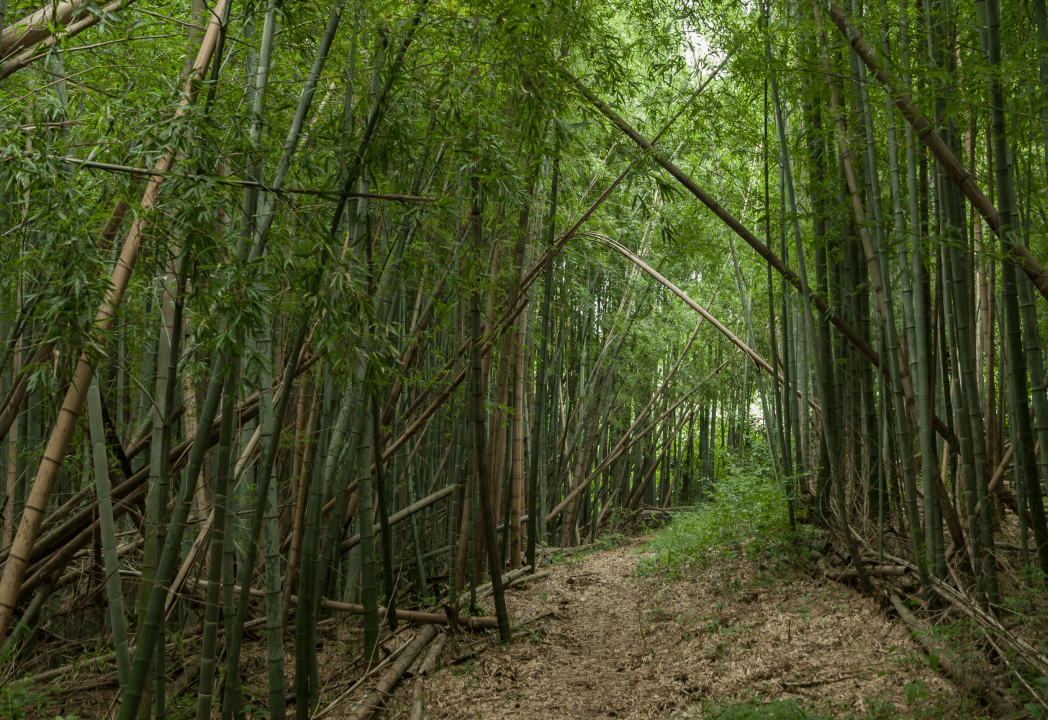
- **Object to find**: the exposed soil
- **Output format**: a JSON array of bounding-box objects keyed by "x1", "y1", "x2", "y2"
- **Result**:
[{"x1": 384, "y1": 533, "x2": 963, "y2": 719}]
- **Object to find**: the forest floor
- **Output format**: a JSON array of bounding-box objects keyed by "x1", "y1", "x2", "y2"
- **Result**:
[
  {"x1": 42, "y1": 526, "x2": 974, "y2": 720},
  {"x1": 383, "y1": 530, "x2": 965, "y2": 720}
]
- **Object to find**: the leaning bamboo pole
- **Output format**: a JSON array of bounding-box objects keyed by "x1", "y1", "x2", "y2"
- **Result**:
[
  {"x1": 823, "y1": 0, "x2": 1048, "y2": 302},
  {"x1": 0, "y1": 0, "x2": 94, "y2": 57},
  {"x1": 0, "y1": 0, "x2": 232, "y2": 642},
  {"x1": 558, "y1": 64, "x2": 962, "y2": 448}
]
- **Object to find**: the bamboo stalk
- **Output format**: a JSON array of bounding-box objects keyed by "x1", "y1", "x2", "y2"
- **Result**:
[
  {"x1": 823, "y1": 0, "x2": 1048, "y2": 303},
  {"x1": 84, "y1": 378, "x2": 130, "y2": 688},
  {"x1": 0, "y1": 0, "x2": 233, "y2": 642}
]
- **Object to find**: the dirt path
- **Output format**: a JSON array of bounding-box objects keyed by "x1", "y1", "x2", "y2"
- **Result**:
[{"x1": 400, "y1": 534, "x2": 959, "y2": 719}]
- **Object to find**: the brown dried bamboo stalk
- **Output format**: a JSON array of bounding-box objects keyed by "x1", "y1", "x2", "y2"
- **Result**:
[
  {"x1": 0, "y1": 0, "x2": 138, "y2": 80},
  {"x1": 345, "y1": 625, "x2": 441, "y2": 720},
  {"x1": 0, "y1": 351, "x2": 316, "y2": 575},
  {"x1": 0, "y1": 342, "x2": 53, "y2": 448},
  {"x1": 409, "y1": 632, "x2": 445, "y2": 720},
  {"x1": 340, "y1": 485, "x2": 456, "y2": 553},
  {"x1": 194, "y1": 580, "x2": 497, "y2": 630},
  {"x1": 0, "y1": 0, "x2": 231, "y2": 640},
  {"x1": 1, "y1": 0, "x2": 93, "y2": 57}
]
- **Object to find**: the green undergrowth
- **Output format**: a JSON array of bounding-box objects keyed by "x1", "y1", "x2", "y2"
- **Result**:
[
  {"x1": 692, "y1": 693, "x2": 950, "y2": 720},
  {"x1": 639, "y1": 442, "x2": 818, "y2": 577},
  {"x1": 698, "y1": 698, "x2": 830, "y2": 719}
]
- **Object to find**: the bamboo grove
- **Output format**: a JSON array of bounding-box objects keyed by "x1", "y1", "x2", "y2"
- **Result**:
[{"x1": 1, "y1": 0, "x2": 1048, "y2": 714}]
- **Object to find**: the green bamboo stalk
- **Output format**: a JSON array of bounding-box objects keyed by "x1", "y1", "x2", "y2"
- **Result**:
[
  {"x1": 527, "y1": 156, "x2": 556, "y2": 569},
  {"x1": 404, "y1": 434, "x2": 427, "y2": 599},
  {"x1": 249, "y1": 0, "x2": 347, "y2": 257},
  {"x1": 1001, "y1": 323, "x2": 1034, "y2": 578},
  {"x1": 144, "y1": 261, "x2": 182, "y2": 720},
  {"x1": 311, "y1": 142, "x2": 444, "y2": 603},
  {"x1": 447, "y1": 395, "x2": 464, "y2": 601},
  {"x1": 217, "y1": 318, "x2": 309, "y2": 720},
  {"x1": 295, "y1": 370, "x2": 336, "y2": 718},
  {"x1": 899, "y1": 0, "x2": 943, "y2": 581},
  {"x1": 312, "y1": 386, "x2": 362, "y2": 601},
  {"x1": 85, "y1": 377, "x2": 130, "y2": 688},
  {"x1": 355, "y1": 395, "x2": 380, "y2": 665},
  {"x1": 764, "y1": 65, "x2": 791, "y2": 498},
  {"x1": 194, "y1": 369, "x2": 237, "y2": 720},
  {"x1": 370, "y1": 398, "x2": 397, "y2": 630},
  {"x1": 117, "y1": 354, "x2": 230, "y2": 720},
  {"x1": 238, "y1": 0, "x2": 279, "y2": 257},
  {"x1": 256, "y1": 322, "x2": 286, "y2": 720},
  {"x1": 812, "y1": 8, "x2": 921, "y2": 594},
  {"x1": 946, "y1": 207, "x2": 1000, "y2": 606},
  {"x1": 1035, "y1": 0, "x2": 1048, "y2": 177},
  {"x1": 774, "y1": 37, "x2": 868, "y2": 591},
  {"x1": 713, "y1": 66, "x2": 785, "y2": 519}
]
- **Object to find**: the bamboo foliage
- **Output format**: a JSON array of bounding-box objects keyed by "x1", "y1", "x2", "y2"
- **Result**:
[{"x1": 3, "y1": 0, "x2": 1048, "y2": 713}]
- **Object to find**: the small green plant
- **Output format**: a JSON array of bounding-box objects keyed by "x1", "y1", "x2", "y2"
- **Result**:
[
  {"x1": 904, "y1": 679, "x2": 928, "y2": 706},
  {"x1": 592, "y1": 532, "x2": 628, "y2": 550},
  {"x1": 0, "y1": 677, "x2": 67, "y2": 720}
]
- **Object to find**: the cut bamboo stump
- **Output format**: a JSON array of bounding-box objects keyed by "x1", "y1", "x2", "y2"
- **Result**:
[{"x1": 347, "y1": 624, "x2": 440, "y2": 720}]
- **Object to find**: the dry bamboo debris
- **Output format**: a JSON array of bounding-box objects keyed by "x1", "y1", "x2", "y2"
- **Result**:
[
  {"x1": 818, "y1": 558, "x2": 908, "y2": 581},
  {"x1": 883, "y1": 552, "x2": 1048, "y2": 678},
  {"x1": 187, "y1": 579, "x2": 501, "y2": 630},
  {"x1": 889, "y1": 594, "x2": 1017, "y2": 717},
  {"x1": 310, "y1": 630, "x2": 421, "y2": 719},
  {"x1": 23, "y1": 616, "x2": 268, "y2": 686},
  {"x1": 817, "y1": 537, "x2": 1046, "y2": 715},
  {"x1": 504, "y1": 570, "x2": 549, "y2": 589}
]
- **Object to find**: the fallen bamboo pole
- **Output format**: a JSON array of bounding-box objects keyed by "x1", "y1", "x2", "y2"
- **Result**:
[
  {"x1": 346, "y1": 625, "x2": 441, "y2": 720},
  {"x1": 188, "y1": 581, "x2": 500, "y2": 630},
  {"x1": 409, "y1": 632, "x2": 446, "y2": 720}
]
